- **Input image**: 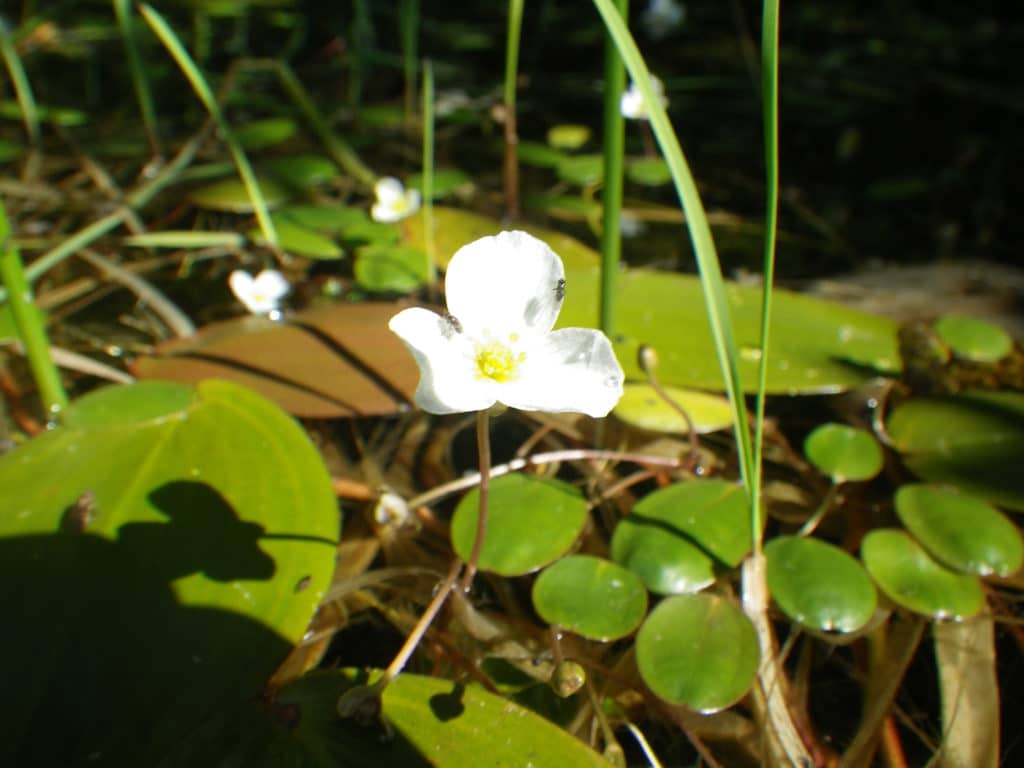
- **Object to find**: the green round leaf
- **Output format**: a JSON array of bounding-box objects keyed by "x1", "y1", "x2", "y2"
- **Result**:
[
  {"x1": 234, "y1": 116, "x2": 297, "y2": 150},
  {"x1": 556, "y1": 154, "x2": 604, "y2": 186},
  {"x1": 861, "y1": 529, "x2": 984, "y2": 619},
  {"x1": 451, "y1": 474, "x2": 588, "y2": 576},
  {"x1": 547, "y1": 124, "x2": 592, "y2": 150},
  {"x1": 887, "y1": 391, "x2": 1024, "y2": 511},
  {"x1": 636, "y1": 593, "x2": 759, "y2": 712},
  {"x1": 518, "y1": 141, "x2": 567, "y2": 168},
  {"x1": 277, "y1": 204, "x2": 369, "y2": 234},
  {"x1": 611, "y1": 479, "x2": 751, "y2": 594},
  {"x1": 804, "y1": 423, "x2": 883, "y2": 482},
  {"x1": 251, "y1": 216, "x2": 342, "y2": 259},
  {"x1": 188, "y1": 176, "x2": 289, "y2": 212},
  {"x1": 934, "y1": 315, "x2": 1012, "y2": 362},
  {"x1": 532, "y1": 556, "x2": 648, "y2": 640},
  {"x1": 407, "y1": 169, "x2": 472, "y2": 199},
  {"x1": 765, "y1": 536, "x2": 877, "y2": 632},
  {"x1": 266, "y1": 154, "x2": 337, "y2": 190},
  {"x1": 626, "y1": 157, "x2": 672, "y2": 186},
  {"x1": 895, "y1": 484, "x2": 1023, "y2": 577},
  {"x1": 354, "y1": 244, "x2": 430, "y2": 293},
  {"x1": 614, "y1": 383, "x2": 733, "y2": 434},
  {"x1": 0, "y1": 380, "x2": 339, "y2": 763}
]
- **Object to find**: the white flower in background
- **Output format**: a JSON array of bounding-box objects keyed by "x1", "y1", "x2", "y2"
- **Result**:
[
  {"x1": 643, "y1": 0, "x2": 686, "y2": 41},
  {"x1": 371, "y1": 176, "x2": 422, "y2": 223},
  {"x1": 620, "y1": 75, "x2": 669, "y2": 120},
  {"x1": 434, "y1": 89, "x2": 472, "y2": 117},
  {"x1": 388, "y1": 231, "x2": 624, "y2": 417},
  {"x1": 229, "y1": 268, "x2": 289, "y2": 317}
]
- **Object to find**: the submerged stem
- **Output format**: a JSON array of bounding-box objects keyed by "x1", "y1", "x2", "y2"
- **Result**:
[{"x1": 459, "y1": 409, "x2": 492, "y2": 592}]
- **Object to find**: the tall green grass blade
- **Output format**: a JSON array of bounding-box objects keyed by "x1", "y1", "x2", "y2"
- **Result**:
[
  {"x1": 0, "y1": 18, "x2": 40, "y2": 144},
  {"x1": 0, "y1": 198, "x2": 68, "y2": 415},
  {"x1": 503, "y1": 0, "x2": 524, "y2": 217},
  {"x1": 422, "y1": 58, "x2": 436, "y2": 296},
  {"x1": 139, "y1": 3, "x2": 277, "y2": 247},
  {"x1": 590, "y1": 0, "x2": 754, "y2": 492},
  {"x1": 399, "y1": 0, "x2": 420, "y2": 125},
  {"x1": 752, "y1": 0, "x2": 781, "y2": 551},
  {"x1": 599, "y1": 0, "x2": 628, "y2": 337},
  {"x1": 113, "y1": 0, "x2": 160, "y2": 155}
]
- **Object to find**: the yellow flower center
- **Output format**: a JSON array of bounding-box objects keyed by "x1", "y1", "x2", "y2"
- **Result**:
[{"x1": 474, "y1": 337, "x2": 526, "y2": 382}]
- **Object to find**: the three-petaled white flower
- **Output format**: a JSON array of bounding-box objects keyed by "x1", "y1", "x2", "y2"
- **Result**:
[
  {"x1": 229, "y1": 268, "x2": 290, "y2": 317},
  {"x1": 388, "y1": 231, "x2": 625, "y2": 417},
  {"x1": 371, "y1": 176, "x2": 422, "y2": 223},
  {"x1": 620, "y1": 75, "x2": 669, "y2": 120}
]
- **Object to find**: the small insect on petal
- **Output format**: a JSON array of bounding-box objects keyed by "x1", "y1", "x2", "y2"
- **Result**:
[{"x1": 555, "y1": 278, "x2": 566, "y2": 302}]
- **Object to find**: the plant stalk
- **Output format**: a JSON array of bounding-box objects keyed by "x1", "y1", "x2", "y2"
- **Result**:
[
  {"x1": 459, "y1": 409, "x2": 492, "y2": 591},
  {"x1": 502, "y1": 0, "x2": 524, "y2": 219}
]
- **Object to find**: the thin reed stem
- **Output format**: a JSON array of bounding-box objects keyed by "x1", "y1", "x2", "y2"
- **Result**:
[{"x1": 459, "y1": 409, "x2": 492, "y2": 592}]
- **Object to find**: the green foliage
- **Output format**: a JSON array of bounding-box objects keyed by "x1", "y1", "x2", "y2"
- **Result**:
[{"x1": 804, "y1": 423, "x2": 884, "y2": 483}]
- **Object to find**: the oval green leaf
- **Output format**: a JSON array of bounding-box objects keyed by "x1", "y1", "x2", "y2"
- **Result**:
[
  {"x1": 266, "y1": 154, "x2": 337, "y2": 190},
  {"x1": 407, "y1": 169, "x2": 472, "y2": 199},
  {"x1": 0, "y1": 380, "x2": 339, "y2": 764},
  {"x1": 626, "y1": 157, "x2": 672, "y2": 186},
  {"x1": 765, "y1": 536, "x2": 877, "y2": 633},
  {"x1": 251, "y1": 216, "x2": 343, "y2": 259},
  {"x1": 887, "y1": 391, "x2": 1024, "y2": 511},
  {"x1": 861, "y1": 529, "x2": 984, "y2": 619},
  {"x1": 532, "y1": 555, "x2": 648, "y2": 640},
  {"x1": 636, "y1": 593, "x2": 759, "y2": 712},
  {"x1": 354, "y1": 244, "x2": 430, "y2": 293},
  {"x1": 451, "y1": 474, "x2": 588, "y2": 576},
  {"x1": 234, "y1": 116, "x2": 297, "y2": 150},
  {"x1": 556, "y1": 154, "x2": 604, "y2": 186},
  {"x1": 164, "y1": 670, "x2": 614, "y2": 767},
  {"x1": 610, "y1": 479, "x2": 751, "y2": 594},
  {"x1": 614, "y1": 382, "x2": 734, "y2": 434},
  {"x1": 547, "y1": 123, "x2": 592, "y2": 150},
  {"x1": 558, "y1": 267, "x2": 899, "y2": 395},
  {"x1": 934, "y1": 315, "x2": 1012, "y2": 362},
  {"x1": 188, "y1": 176, "x2": 289, "y2": 212},
  {"x1": 804, "y1": 423, "x2": 883, "y2": 483},
  {"x1": 895, "y1": 484, "x2": 1023, "y2": 577}
]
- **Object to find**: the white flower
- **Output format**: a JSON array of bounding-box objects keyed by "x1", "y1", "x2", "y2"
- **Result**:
[
  {"x1": 643, "y1": 0, "x2": 686, "y2": 41},
  {"x1": 371, "y1": 176, "x2": 422, "y2": 223},
  {"x1": 620, "y1": 75, "x2": 669, "y2": 120},
  {"x1": 388, "y1": 231, "x2": 624, "y2": 417},
  {"x1": 229, "y1": 268, "x2": 289, "y2": 316}
]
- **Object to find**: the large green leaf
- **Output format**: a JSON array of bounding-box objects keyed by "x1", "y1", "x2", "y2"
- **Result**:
[
  {"x1": 166, "y1": 670, "x2": 614, "y2": 767},
  {"x1": 635, "y1": 593, "x2": 759, "y2": 712},
  {"x1": 558, "y1": 268, "x2": 899, "y2": 394},
  {"x1": 886, "y1": 391, "x2": 1024, "y2": 511},
  {"x1": 0, "y1": 380, "x2": 339, "y2": 765},
  {"x1": 804, "y1": 423, "x2": 883, "y2": 483}
]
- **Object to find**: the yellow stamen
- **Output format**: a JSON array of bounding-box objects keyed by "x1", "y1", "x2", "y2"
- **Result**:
[{"x1": 474, "y1": 340, "x2": 525, "y2": 382}]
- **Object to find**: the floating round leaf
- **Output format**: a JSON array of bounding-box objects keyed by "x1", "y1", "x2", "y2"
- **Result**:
[
  {"x1": 861, "y1": 529, "x2": 984, "y2": 620},
  {"x1": 451, "y1": 474, "x2": 588, "y2": 576},
  {"x1": 934, "y1": 315, "x2": 1012, "y2": 363},
  {"x1": 265, "y1": 154, "x2": 337, "y2": 190},
  {"x1": 765, "y1": 536, "x2": 877, "y2": 633},
  {"x1": 547, "y1": 123, "x2": 592, "y2": 150},
  {"x1": 407, "y1": 169, "x2": 472, "y2": 199},
  {"x1": 556, "y1": 154, "x2": 604, "y2": 186},
  {"x1": 354, "y1": 244, "x2": 430, "y2": 293},
  {"x1": 0, "y1": 380, "x2": 339, "y2": 763},
  {"x1": 276, "y1": 204, "x2": 369, "y2": 234},
  {"x1": 250, "y1": 216, "x2": 342, "y2": 260},
  {"x1": 626, "y1": 157, "x2": 672, "y2": 186},
  {"x1": 532, "y1": 556, "x2": 647, "y2": 641},
  {"x1": 804, "y1": 423, "x2": 883, "y2": 483},
  {"x1": 614, "y1": 382, "x2": 733, "y2": 434},
  {"x1": 518, "y1": 141, "x2": 567, "y2": 168},
  {"x1": 611, "y1": 479, "x2": 751, "y2": 594},
  {"x1": 188, "y1": 176, "x2": 289, "y2": 212},
  {"x1": 895, "y1": 484, "x2": 1023, "y2": 577},
  {"x1": 887, "y1": 392, "x2": 1024, "y2": 511},
  {"x1": 234, "y1": 116, "x2": 297, "y2": 150},
  {"x1": 636, "y1": 593, "x2": 759, "y2": 712}
]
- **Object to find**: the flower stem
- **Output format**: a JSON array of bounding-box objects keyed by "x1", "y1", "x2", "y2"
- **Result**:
[
  {"x1": 459, "y1": 409, "x2": 492, "y2": 592},
  {"x1": 0, "y1": 199, "x2": 69, "y2": 417},
  {"x1": 502, "y1": 0, "x2": 524, "y2": 219}
]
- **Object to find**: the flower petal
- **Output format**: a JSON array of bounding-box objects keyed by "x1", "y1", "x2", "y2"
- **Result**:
[
  {"x1": 499, "y1": 328, "x2": 625, "y2": 417},
  {"x1": 374, "y1": 176, "x2": 405, "y2": 204},
  {"x1": 254, "y1": 269, "x2": 290, "y2": 301},
  {"x1": 444, "y1": 231, "x2": 565, "y2": 337},
  {"x1": 388, "y1": 307, "x2": 498, "y2": 414}
]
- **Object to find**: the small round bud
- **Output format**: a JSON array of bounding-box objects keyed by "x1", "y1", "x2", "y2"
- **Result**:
[{"x1": 550, "y1": 660, "x2": 586, "y2": 698}]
